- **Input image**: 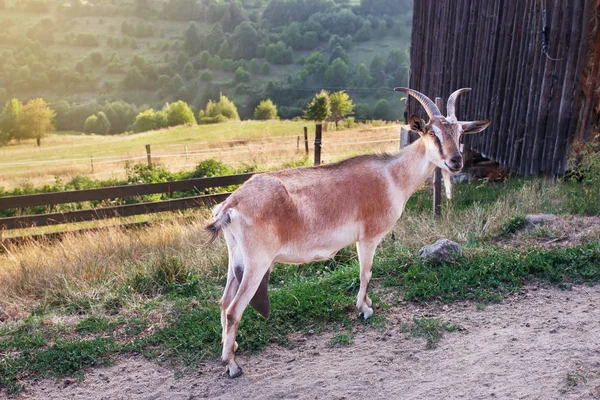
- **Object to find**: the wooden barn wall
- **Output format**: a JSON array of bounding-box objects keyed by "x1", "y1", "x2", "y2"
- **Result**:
[{"x1": 406, "y1": 0, "x2": 595, "y2": 176}]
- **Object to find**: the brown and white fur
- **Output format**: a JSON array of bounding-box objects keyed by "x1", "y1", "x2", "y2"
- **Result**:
[{"x1": 206, "y1": 88, "x2": 491, "y2": 378}]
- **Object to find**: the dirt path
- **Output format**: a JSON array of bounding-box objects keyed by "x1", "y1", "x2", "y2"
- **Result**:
[{"x1": 16, "y1": 284, "x2": 600, "y2": 400}]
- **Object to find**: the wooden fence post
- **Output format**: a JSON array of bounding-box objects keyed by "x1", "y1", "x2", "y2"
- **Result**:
[
  {"x1": 400, "y1": 127, "x2": 410, "y2": 150},
  {"x1": 304, "y1": 127, "x2": 309, "y2": 155},
  {"x1": 433, "y1": 97, "x2": 443, "y2": 217},
  {"x1": 297, "y1": 136, "x2": 300, "y2": 151},
  {"x1": 146, "y1": 144, "x2": 152, "y2": 166},
  {"x1": 90, "y1": 156, "x2": 94, "y2": 174},
  {"x1": 314, "y1": 124, "x2": 322, "y2": 166}
]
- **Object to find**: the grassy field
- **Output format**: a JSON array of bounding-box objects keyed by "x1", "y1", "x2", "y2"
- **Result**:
[
  {"x1": 1, "y1": 169, "x2": 600, "y2": 395},
  {"x1": 0, "y1": 120, "x2": 402, "y2": 188}
]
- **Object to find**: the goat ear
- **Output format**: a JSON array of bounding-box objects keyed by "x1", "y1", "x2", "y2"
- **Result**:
[
  {"x1": 408, "y1": 114, "x2": 426, "y2": 136},
  {"x1": 460, "y1": 120, "x2": 491, "y2": 134}
]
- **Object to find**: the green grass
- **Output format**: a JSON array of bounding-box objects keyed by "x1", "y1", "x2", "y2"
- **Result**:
[
  {"x1": 498, "y1": 216, "x2": 527, "y2": 237},
  {"x1": 400, "y1": 317, "x2": 461, "y2": 349},
  {"x1": 0, "y1": 120, "x2": 308, "y2": 164}
]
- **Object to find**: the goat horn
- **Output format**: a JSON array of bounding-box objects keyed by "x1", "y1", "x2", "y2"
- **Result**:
[
  {"x1": 394, "y1": 87, "x2": 442, "y2": 119},
  {"x1": 446, "y1": 88, "x2": 472, "y2": 121}
]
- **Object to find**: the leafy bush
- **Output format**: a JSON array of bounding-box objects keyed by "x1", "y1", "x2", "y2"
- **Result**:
[
  {"x1": 191, "y1": 159, "x2": 235, "y2": 178},
  {"x1": 166, "y1": 100, "x2": 196, "y2": 126},
  {"x1": 83, "y1": 112, "x2": 111, "y2": 134},
  {"x1": 197, "y1": 94, "x2": 240, "y2": 123},
  {"x1": 304, "y1": 90, "x2": 331, "y2": 122},
  {"x1": 133, "y1": 109, "x2": 168, "y2": 132},
  {"x1": 197, "y1": 114, "x2": 227, "y2": 125},
  {"x1": 253, "y1": 99, "x2": 278, "y2": 120}
]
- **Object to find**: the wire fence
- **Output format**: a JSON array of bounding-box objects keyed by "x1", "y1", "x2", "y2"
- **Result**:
[{"x1": 1, "y1": 125, "x2": 403, "y2": 186}]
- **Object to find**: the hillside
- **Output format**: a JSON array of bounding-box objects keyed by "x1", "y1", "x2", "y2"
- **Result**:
[{"x1": 0, "y1": 0, "x2": 412, "y2": 133}]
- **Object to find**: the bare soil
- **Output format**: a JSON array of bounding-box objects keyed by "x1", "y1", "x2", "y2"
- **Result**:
[{"x1": 14, "y1": 284, "x2": 600, "y2": 400}]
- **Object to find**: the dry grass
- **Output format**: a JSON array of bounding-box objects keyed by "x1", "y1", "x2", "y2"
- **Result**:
[
  {"x1": 0, "y1": 211, "x2": 228, "y2": 319},
  {"x1": 393, "y1": 181, "x2": 557, "y2": 248}
]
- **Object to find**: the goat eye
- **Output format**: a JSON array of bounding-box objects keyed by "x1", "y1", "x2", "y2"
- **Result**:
[{"x1": 428, "y1": 131, "x2": 435, "y2": 137}]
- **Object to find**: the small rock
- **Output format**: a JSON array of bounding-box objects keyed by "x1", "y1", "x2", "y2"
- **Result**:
[{"x1": 419, "y1": 239, "x2": 463, "y2": 264}]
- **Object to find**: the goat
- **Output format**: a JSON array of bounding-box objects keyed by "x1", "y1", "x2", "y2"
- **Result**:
[{"x1": 206, "y1": 88, "x2": 491, "y2": 378}]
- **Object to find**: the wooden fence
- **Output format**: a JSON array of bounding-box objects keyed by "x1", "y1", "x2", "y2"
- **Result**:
[
  {"x1": 0, "y1": 173, "x2": 254, "y2": 233},
  {"x1": 407, "y1": 0, "x2": 598, "y2": 176}
]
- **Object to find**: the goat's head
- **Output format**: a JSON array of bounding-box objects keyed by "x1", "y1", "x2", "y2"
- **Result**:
[{"x1": 395, "y1": 87, "x2": 491, "y2": 174}]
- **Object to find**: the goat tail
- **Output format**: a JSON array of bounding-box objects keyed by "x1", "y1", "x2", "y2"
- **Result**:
[{"x1": 204, "y1": 204, "x2": 231, "y2": 246}]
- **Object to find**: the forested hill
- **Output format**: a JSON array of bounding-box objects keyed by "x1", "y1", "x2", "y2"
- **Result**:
[{"x1": 0, "y1": 0, "x2": 412, "y2": 133}]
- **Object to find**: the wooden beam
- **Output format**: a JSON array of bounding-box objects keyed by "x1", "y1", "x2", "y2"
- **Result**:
[
  {"x1": 0, "y1": 173, "x2": 254, "y2": 210},
  {"x1": 433, "y1": 97, "x2": 443, "y2": 217},
  {"x1": 0, "y1": 193, "x2": 231, "y2": 230}
]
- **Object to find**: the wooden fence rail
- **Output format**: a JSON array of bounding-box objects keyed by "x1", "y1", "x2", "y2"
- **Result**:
[
  {"x1": 0, "y1": 173, "x2": 254, "y2": 231},
  {"x1": 0, "y1": 173, "x2": 254, "y2": 210}
]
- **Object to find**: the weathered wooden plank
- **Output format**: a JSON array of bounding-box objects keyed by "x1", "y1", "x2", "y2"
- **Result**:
[
  {"x1": 0, "y1": 193, "x2": 231, "y2": 230},
  {"x1": 0, "y1": 173, "x2": 254, "y2": 210},
  {"x1": 408, "y1": 0, "x2": 591, "y2": 177}
]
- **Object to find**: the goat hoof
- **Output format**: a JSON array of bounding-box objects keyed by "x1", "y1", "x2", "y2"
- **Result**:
[
  {"x1": 359, "y1": 307, "x2": 373, "y2": 320},
  {"x1": 226, "y1": 363, "x2": 243, "y2": 379}
]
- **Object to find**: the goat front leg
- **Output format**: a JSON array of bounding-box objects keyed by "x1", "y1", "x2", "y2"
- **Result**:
[
  {"x1": 355, "y1": 239, "x2": 379, "y2": 320},
  {"x1": 221, "y1": 255, "x2": 272, "y2": 378}
]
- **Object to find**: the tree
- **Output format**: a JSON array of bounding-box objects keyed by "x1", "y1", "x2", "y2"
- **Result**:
[
  {"x1": 324, "y1": 58, "x2": 350, "y2": 87},
  {"x1": 197, "y1": 94, "x2": 240, "y2": 124},
  {"x1": 123, "y1": 66, "x2": 146, "y2": 89},
  {"x1": 20, "y1": 98, "x2": 56, "y2": 146},
  {"x1": 84, "y1": 112, "x2": 111, "y2": 134},
  {"x1": 329, "y1": 91, "x2": 354, "y2": 129},
  {"x1": 133, "y1": 109, "x2": 167, "y2": 132},
  {"x1": 183, "y1": 23, "x2": 201, "y2": 55},
  {"x1": 103, "y1": 101, "x2": 139, "y2": 134},
  {"x1": 254, "y1": 99, "x2": 278, "y2": 120},
  {"x1": 234, "y1": 66, "x2": 249, "y2": 83},
  {"x1": 369, "y1": 54, "x2": 386, "y2": 84},
  {"x1": 166, "y1": 100, "x2": 196, "y2": 126},
  {"x1": 95, "y1": 111, "x2": 111, "y2": 134},
  {"x1": 304, "y1": 90, "x2": 331, "y2": 123},
  {"x1": 83, "y1": 115, "x2": 98, "y2": 133},
  {"x1": 231, "y1": 21, "x2": 259, "y2": 60},
  {"x1": 373, "y1": 99, "x2": 393, "y2": 120},
  {"x1": 0, "y1": 98, "x2": 23, "y2": 144},
  {"x1": 221, "y1": 1, "x2": 247, "y2": 33}
]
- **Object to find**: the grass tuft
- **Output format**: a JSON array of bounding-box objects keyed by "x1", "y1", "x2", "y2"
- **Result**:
[{"x1": 400, "y1": 317, "x2": 461, "y2": 349}]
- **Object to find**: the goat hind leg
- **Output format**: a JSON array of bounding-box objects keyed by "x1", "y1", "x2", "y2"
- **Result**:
[
  {"x1": 220, "y1": 231, "x2": 241, "y2": 352},
  {"x1": 222, "y1": 253, "x2": 272, "y2": 378},
  {"x1": 356, "y1": 239, "x2": 378, "y2": 319}
]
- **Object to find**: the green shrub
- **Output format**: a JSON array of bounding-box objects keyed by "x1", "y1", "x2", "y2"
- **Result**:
[
  {"x1": 198, "y1": 115, "x2": 227, "y2": 125},
  {"x1": 133, "y1": 109, "x2": 168, "y2": 132},
  {"x1": 166, "y1": 100, "x2": 196, "y2": 127},
  {"x1": 197, "y1": 94, "x2": 240, "y2": 122},
  {"x1": 253, "y1": 99, "x2": 278, "y2": 120}
]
